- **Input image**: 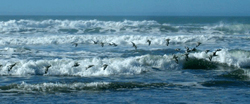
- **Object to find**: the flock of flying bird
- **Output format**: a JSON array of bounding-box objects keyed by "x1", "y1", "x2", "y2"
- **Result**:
[{"x1": 4, "y1": 38, "x2": 221, "y2": 75}]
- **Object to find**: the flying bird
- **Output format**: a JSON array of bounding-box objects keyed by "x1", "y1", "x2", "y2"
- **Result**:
[
  {"x1": 102, "y1": 64, "x2": 108, "y2": 70},
  {"x1": 72, "y1": 62, "x2": 80, "y2": 67},
  {"x1": 71, "y1": 42, "x2": 78, "y2": 47},
  {"x1": 44, "y1": 65, "x2": 51, "y2": 74},
  {"x1": 86, "y1": 65, "x2": 94, "y2": 70},
  {"x1": 166, "y1": 38, "x2": 170, "y2": 46},
  {"x1": 109, "y1": 42, "x2": 118, "y2": 47},
  {"x1": 185, "y1": 47, "x2": 191, "y2": 53},
  {"x1": 8, "y1": 63, "x2": 17, "y2": 72},
  {"x1": 100, "y1": 42, "x2": 104, "y2": 47},
  {"x1": 196, "y1": 42, "x2": 202, "y2": 47},
  {"x1": 184, "y1": 53, "x2": 189, "y2": 61},
  {"x1": 147, "y1": 39, "x2": 151, "y2": 46},
  {"x1": 131, "y1": 42, "x2": 137, "y2": 50},
  {"x1": 173, "y1": 55, "x2": 178, "y2": 64},
  {"x1": 93, "y1": 40, "x2": 98, "y2": 44},
  {"x1": 205, "y1": 50, "x2": 210, "y2": 54},
  {"x1": 208, "y1": 55, "x2": 213, "y2": 61}
]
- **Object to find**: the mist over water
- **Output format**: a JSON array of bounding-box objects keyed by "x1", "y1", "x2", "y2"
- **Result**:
[{"x1": 1, "y1": 16, "x2": 250, "y2": 103}]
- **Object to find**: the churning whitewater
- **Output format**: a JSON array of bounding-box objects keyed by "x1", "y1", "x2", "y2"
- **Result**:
[{"x1": 1, "y1": 16, "x2": 250, "y2": 103}]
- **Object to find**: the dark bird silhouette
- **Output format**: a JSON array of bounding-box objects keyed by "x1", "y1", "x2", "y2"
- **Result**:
[
  {"x1": 93, "y1": 40, "x2": 98, "y2": 44},
  {"x1": 8, "y1": 63, "x2": 17, "y2": 72},
  {"x1": 112, "y1": 42, "x2": 118, "y2": 47},
  {"x1": 205, "y1": 50, "x2": 210, "y2": 54},
  {"x1": 196, "y1": 42, "x2": 201, "y2": 47},
  {"x1": 185, "y1": 47, "x2": 191, "y2": 53},
  {"x1": 184, "y1": 53, "x2": 189, "y2": 61},
  {"x1": 191, "y1": 47, "x2": 197, "y2": 52},
  {"x1": 72, "y1": 62, "x2": 80, "y2": 67},
  {"x1": 100, "y1": 42, "x2": 104, "y2": 47},
  {"x1": 216, "y1": 49, "x2": 222, "y2": 52},
  {"x1": 213, "y1": 51, "x2": 218, "y2": 56},
  {"x1": 147, "y1": 39, "x2": 151, "y2": 46},
  {"x1": 131, "y1": 42, "x2": 137, "y2": 50},
  {"x1": 166, "y1": 38, "x2": 170, "y2": 46},
  {"x1": 208, "y1": 49, "x2": 222, "y2": 61},
  {"x1": 213, "y1": 49, "x2": 222, "y2": 56},
  {"x1": 44, "y1": 65, "x2": 51, "y2": 74},
  {"x1": 71, "y1": 42, "x2": 78, "y2": 47},
  {"x1": 208, "y1": 55, "x2": 213, "y2": 61},
  {"x1": 109, "y1": 42, "x2": 118, "y2": 47},
  {"x1": 86, "y1": 65, "x2": 94, "y2": 70},
  {"x1": 173, "y1": 55, "x2": 178, "y2": 64},
  {"x1": 102, "y1": 64, "x2": 108, "y2": 70}
]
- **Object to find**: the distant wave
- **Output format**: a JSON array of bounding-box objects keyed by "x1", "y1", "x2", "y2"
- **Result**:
[{"x1": 0, "y1": 19, "x2": 249, "y2": 35}]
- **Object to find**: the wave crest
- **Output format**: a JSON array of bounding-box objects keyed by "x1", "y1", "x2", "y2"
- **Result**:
[{"x1": 1, "y1": 19, "x2": 249, "y2": 35}]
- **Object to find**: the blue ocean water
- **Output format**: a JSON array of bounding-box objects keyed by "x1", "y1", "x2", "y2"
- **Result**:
[{"x1": 0, "y1": 16, "x2": 250, "y2": 103}]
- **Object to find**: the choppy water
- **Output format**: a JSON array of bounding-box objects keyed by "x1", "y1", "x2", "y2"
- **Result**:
[{"x1": 1, "y1": 16, "x2": 250, "y2": 103}]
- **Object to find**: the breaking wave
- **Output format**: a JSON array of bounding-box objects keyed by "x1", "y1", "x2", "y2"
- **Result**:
[{"x1": 0, "y1": 19, "x2": 249, "y2": 35}]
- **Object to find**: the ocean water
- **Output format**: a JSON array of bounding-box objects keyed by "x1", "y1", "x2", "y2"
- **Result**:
[{"x1": 0, "y1": 16, "x2": 250, "y2": 103}]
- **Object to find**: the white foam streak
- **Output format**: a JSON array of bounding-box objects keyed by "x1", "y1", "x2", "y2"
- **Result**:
[{"x1": 17, "y1": 81, "x2": 110, "y2": 92}]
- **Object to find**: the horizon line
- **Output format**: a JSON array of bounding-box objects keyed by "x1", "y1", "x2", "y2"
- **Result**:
[{"x1": 1, "y1": 14, "x2": 250, "y2": 17}]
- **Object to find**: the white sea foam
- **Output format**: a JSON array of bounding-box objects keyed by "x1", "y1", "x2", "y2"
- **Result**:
[
  {"x1": 1, "y1": 49, "x2": 250, "y2": 77},
  {"x1": 190, "y1": 49, "x2": 250, "y2": 69},
  {"x1": 0, "y1": 54, "x2": 178, "y2": 76},
  {"x1": 1, "y1": 19, "x2": 249, "y2": 35},
  {"x1": 0, "y1": 34, "x2": 240, "y2": 46}
]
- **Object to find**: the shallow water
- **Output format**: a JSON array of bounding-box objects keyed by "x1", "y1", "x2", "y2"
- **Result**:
[{"x1": 1, "y1": 16, "x2": 250, "y2": 103}]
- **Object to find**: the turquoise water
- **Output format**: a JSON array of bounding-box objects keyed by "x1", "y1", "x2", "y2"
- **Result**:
[{"x1": 0, "y1": 16, "x2": 250, "y2": 103}]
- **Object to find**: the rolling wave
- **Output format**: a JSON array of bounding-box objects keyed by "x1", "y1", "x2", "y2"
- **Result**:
[
  {"x1": 0, "y1": 49, "x2": 250, "y2": 77},
  {"x1": 0, "y1": 19, "x2": 249, "y2": 35}
]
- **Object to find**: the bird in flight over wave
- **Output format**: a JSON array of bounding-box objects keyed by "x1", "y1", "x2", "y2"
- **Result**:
[
  {"x1": 183, "y1": 53, "x2": 189, "y2": 61},
  {"x1": 102, "y1": 64, "x2": 108, "y2": 70},
  {"x1": 72, "y1": 62, "x2": 80, "y2": 67},
  {"x1": 71, "y1": 42, "x2": 78, "y2": 47},
  {"x1": 44, "y1": 65, "x2": 51, "y2": 74},
  {"x1": 208, "y1": 55, "x2": 213, "y2": 61},
  {"x1": 166, "y1": 38, "x2": 170, "y2": 46},
  {"x1": 86, "y1": 65, "x2": 94, "y2": 70},
  {"x1": 212, "y1": 49, "x2": 222, "y2": 56},
  {"x1": 100, "y1": 42, "x2": 104, "y2": 47},
  {"x1": 109, "y1": 42, "x2": 118, "y2": 47},
  {"x1": 131, "y1": 42, "x2": 137, "y2": 50},
  {"x1": 8, "y1": 63, "x2": 17, "y2": 72},
  {"x1": 205, "y1": 50, "x2": 210, "y2": 54},
  {"x1": 173, "y1": 55, "x2": 178, "y2": 64},
  {"x1": 92, "y1": 40, "x2": 98, "y2": 44},
  {"x1": 196, "y1": 42, "x2": 201, "y2": 47},
  {"x1": 147, "y1": 39, "x2": 151, "y2": 46}
]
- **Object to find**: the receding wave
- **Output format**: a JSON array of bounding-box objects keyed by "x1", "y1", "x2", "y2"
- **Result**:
[{"x1": 0, "y1": 19, "x2": 249, "y2": 35}]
